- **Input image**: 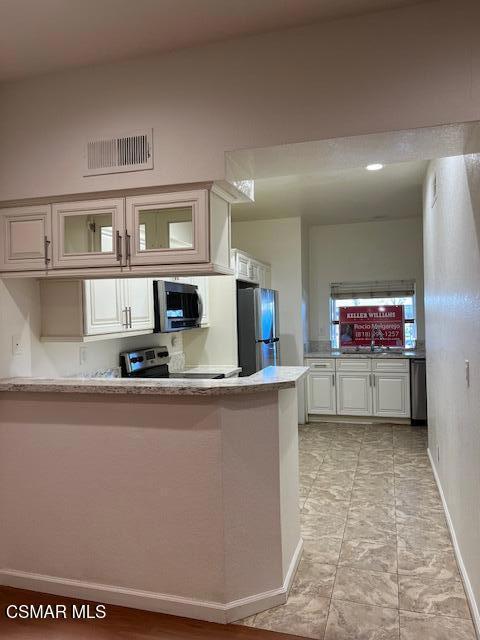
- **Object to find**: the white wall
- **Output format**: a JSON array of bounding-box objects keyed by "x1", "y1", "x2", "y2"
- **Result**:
[
  {"x1": 232, "y1": 218, "x2": 304, "y2": 367},
  {"x1": 308, "y1": 218, "x2": 425, "y2": 344},
  {"x1": 0, "y1": 1, "x2": 479, "y2": 201},
  {"x1": 182, "y1": 276, "x2": 238, "y2": 366},
  {"x1": 423, "y1": 155, "x2": 480, "y2": 630},
  {"x1": 0, "y1": 278, "x2": 182, "y2": 378}
]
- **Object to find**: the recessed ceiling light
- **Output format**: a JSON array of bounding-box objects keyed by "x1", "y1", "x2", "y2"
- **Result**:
[{"x1": 366, "y1": 163, "x2": 384, "y2": 171}]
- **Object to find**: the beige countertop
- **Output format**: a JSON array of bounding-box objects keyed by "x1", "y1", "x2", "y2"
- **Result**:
[
  {"x1": 304, "y1": 350, "x2": 426, "y2": 359},
  {"x1": 180, "y1": 365, "x2": 241, "y2": 377},
  {"x1": 0, "y1": 366, "x2": 307, "y2": 396}
]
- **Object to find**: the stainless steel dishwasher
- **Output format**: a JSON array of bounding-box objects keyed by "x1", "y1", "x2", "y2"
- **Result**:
[{"x1": 410, "y1": 358, "x2": 427, "y2": 424}]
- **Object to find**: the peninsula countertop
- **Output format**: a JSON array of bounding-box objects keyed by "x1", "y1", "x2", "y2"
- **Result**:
[{"x1": 0, "y1": 366, "x2": 308, "y2": 396}]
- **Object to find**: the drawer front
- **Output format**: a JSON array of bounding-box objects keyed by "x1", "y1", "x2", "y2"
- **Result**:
[
  {"x1": 372, "y1": 358, "x2": 409, "y2": 372},
  {"x1": 336, "y1": 358, "x2": 372, "y2": 372},
  {"x1": 305, "y1": 358, "x2": 335, "y2": 371}
]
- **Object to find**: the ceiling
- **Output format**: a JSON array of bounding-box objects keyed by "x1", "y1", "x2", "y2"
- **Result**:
[
  {"x1": 0, "y1": 0, "x2": 430, "y2": 82},
  {"x1": 232, "y1": 160, "x2": 428, "y2": 225}
]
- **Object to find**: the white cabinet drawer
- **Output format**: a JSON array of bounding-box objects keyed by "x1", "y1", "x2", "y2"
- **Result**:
[
  {"x1": 372, "y1": 358, "x2": 409, "y2": 372},
  {"x1": 305, "y1": 358, "x2": 335, "y2": 371},
  {"x1": 336, "y1": 358, "x2": 372, "y2": 372}
]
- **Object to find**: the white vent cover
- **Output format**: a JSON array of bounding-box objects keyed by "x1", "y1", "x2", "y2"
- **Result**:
[{"x1": 84, "y1": 129, "x2": 153, "y2": 176}]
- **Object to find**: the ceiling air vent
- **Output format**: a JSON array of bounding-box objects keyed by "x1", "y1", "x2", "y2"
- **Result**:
[{"x1": 84, "y1": 129, "x2": 153, "y2": 176}]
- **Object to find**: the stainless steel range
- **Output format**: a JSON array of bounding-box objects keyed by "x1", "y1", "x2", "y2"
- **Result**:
[{"x1": 119, "y1": 346, "x2": 226, "y2": 379}]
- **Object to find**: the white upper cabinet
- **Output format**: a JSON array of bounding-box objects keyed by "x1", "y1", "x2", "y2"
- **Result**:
[
  {"x1": 0, "y1": 185, "x2": 233, "y2": 278},
  {"x1": 0, "y1": 205, "x2": 52, "y2": 271},
  {"x1": 52, "y1": 198, "x2": 125, "y2": 269},
  {"x1": 125, "y1": 190, "x2": 209, "y2": 266},
  {"x1": 231, "y1": 249, "x2": 271, "y2": 287},
  {"x1": 84, "y1": 279, "x2": 125, "y2": 335},
  {"x1": 84, "y1": 277, "x2": 154, "y2": 335},
  {"x1": 122, "y1": 277, "x2": 154, "y2": 331},
  {"x1": 41, "y1": 278, "x2": 154, "y2": 341}
]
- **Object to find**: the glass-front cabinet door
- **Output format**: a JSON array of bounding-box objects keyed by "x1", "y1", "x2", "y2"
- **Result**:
[
  {"x1": 125, "y1": 190, "x2": 209, "y2": 265},
  {"x1": 52, "y1": 198, "x2": 125, "y2": 268}
]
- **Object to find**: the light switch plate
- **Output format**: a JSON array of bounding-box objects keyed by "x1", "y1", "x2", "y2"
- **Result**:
[
  {"x1": 12, "y1": 334, "x2": 24, "y2": 356},
  {"x1": 79, "y1": 346, "x2": 88, "y2": 365}
]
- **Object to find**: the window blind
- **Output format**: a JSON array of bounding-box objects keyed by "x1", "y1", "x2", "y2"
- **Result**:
[{"x1": 330, "y1": 280, "x2": 415, "y2": 300}]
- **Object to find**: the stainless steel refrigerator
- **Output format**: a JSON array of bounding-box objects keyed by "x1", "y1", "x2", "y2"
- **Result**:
[{"x1": 237, "y1": 287, "x2": 280, "y2": 376}]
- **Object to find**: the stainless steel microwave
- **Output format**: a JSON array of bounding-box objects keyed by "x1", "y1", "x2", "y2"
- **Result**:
[{"x1": 153, "y1": 280, "x2": 202, "y2": 333}]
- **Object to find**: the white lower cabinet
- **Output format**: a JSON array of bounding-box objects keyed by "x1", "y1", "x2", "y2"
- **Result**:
[
  {"x1": 373, "y1": 372, "x2": 410, "y2": 418},
  {"x1": 307, "y1": 371, "x2": 336, "y2": 414},
  {"x1": 336, "y1": 372, "x2": 373, "y2": 416},
  {"x1": 305, "y1": 358, "x2": 411, "y2": 419}
]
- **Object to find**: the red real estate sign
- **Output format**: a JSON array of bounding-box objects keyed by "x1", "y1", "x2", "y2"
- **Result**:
[{"x1": 339, "y1": 305, "x2": 405, "y2": 348}]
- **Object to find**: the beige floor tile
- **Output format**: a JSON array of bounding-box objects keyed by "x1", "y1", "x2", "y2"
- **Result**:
[
  {"x1": 351, "y1": 487, "x2": 395, "y2": 503},
  {"x1": 395, "y1": 513, "x2": 448, "y2": 532},
  {"x1": 397, "y1": 544, "x2": 461, "y2": 581},
  {"x1": 301, "y1": 513, "x2": 347, "y2": 539},
  {"x1": 303, "y1": 536, "x2": 343, "y2": 565},
  {"x1": 344, "y1": 517, "x2": 396, "y2": 543},
  {"x1": 353, "y1": 476, "x2": 395, "y2": 492},
  {"x1": 325, "y1": 599, "x2": 399, "y2": 640},
  {"x1": 291, "y1": 559, "x2": 337, "y2": 598},
  {"x1": 398, "y1": 575, "x2": 471, "y2": 618},
  {"x1": 339, "y1": 538, "x2": 398, "y2": 573},
  {"x1": 356, "y1": 461, "x2": 394, "y2": 475},
  {"x1": 322, "y1": 454, "x2": 359, "y2": 470},
  {"x1": 308, "y1": 483, "x2": 353, "y2": 500},
  {"x1": 397, "y1": 524, "x2": 452, "y2": 552},
  {"x1": 302, "y1": 495, "x2": 350, "y2": 518},
  {"x1": 333, "y1": 566, "x2": 398, "y2": 608},
  {"x1": 234, "y1": 614, "x2": 257, "y2": 626},
  {"x1": 356, "y1": 465, "x2": 394, "y2": 477},
  {"x1": 399, "y1": 610, "x2": 476, "y2": 640},
  {"x1": 287, "y1": 423, "x2": 475, "y2": 640},
  {"x1": 395, "y1": 495, "x2": 444, "y2": 516},
  {"x1": 348, "y1": 501, "x2": 395, "y2": 524},
  {"x1": 253, "y1": 593, "x2": 330, "y2": 639}
]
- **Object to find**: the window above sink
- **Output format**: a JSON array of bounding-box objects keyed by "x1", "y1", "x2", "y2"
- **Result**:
[{"x1": 330, "y1": 280, "x2": 417, "y2": 349}]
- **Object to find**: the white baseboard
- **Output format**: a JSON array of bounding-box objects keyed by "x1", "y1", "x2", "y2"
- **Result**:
[
  {"x1": 0, "y1": 538, "x2": 304, "y2": 625},
  {"x1": 428, "y1": 449, "x2": 480, "y2": 638}
]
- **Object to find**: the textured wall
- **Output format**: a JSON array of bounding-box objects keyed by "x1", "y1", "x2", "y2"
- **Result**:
[
  {"x1": 0, "y1": 278, "x2": 182, "y2": 378},
  {"x1": 0, "y1": 0, "x2": 479, "y2": 201},
  {"x1": 232, "y1": 217, "x2": 304, "y2": 367},
  {"x1": 308, "y1": 217, "x2": 425, "y2": 342},
  {"x1": 423, "y1": 155, "x2": 480, "y2": 627}
]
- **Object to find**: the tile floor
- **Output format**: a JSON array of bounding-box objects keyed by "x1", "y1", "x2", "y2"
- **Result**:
[{"x1": 238, "y1": 422, "x2": 477, "y2": 640}]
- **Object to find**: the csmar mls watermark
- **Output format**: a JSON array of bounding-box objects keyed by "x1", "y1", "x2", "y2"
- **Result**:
[{"x1": 4, "y1": 603, "x2": 106, "y2": 620}]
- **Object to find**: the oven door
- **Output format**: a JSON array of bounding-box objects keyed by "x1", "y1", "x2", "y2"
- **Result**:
[{"x1": 154, "y1": 280, "x2": 201, "y2": 332}]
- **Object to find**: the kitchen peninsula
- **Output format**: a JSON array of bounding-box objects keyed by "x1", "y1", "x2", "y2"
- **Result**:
[{"x1": 0, "y1": 366, "x2": 307, "y2": 624}]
